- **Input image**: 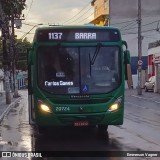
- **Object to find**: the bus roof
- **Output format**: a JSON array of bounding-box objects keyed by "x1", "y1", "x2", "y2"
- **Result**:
[{"x1": 35, "y1": 25, "x2": 120, "y2": 31}]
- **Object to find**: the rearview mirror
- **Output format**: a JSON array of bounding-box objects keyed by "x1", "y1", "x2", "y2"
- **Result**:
[
  {"x1": 124, "y1": 50, "x2": 133, "y2": 89},
  {"x1": 122, "y1": 40, "x2": 128, "y2": 49}
]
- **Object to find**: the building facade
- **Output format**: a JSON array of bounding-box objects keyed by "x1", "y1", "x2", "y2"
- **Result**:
[
  {"x1": 90, "y1": 0, "x2": 109, "y2": 26},
  {"x1": 148, "y1": 40, "x2": 160, "y2": 93}
]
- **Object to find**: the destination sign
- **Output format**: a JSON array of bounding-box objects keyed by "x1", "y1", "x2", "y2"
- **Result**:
[{"x1": 36, "y1": 28, "x2": 120, "y2": 42}]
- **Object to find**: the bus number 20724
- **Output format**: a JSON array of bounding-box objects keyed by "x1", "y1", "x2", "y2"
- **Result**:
[{"x1": 55, "y1": 107, "x2": 70, "y2": 112}]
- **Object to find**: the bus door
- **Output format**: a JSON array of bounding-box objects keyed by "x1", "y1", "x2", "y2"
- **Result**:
[{"x1": 27, "y1": 49, "x2": 35, "y2": 125}]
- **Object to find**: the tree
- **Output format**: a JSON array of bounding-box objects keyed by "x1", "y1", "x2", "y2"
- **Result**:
[
  {"x1": 15, "y1": 37, "x2": 31, "y2": 71},
  {"x1": 0, "y1": 37, "x2": 31, "y2": 70},
  {"x1": 1, "y1": 0, "x2": 26, "y2": 17},
  {"x1": 1, "y1": 0, "x2": 27, "y2": 99}
]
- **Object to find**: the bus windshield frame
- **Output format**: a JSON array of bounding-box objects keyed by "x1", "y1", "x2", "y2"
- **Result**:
[{"x1": 37, "y1": 44, "x2": 121, "y2": 95}]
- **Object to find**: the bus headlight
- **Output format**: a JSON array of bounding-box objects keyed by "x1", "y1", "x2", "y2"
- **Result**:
[
  {"x1": 108, "y1": 96, "x2": 122, "y2": 112},
  {"x1": 40, "y1": 104, "x2": 51, "y2": 113},
  {"x1": 108, "y1": 103, "x2": 119, "y2": 112},
  {"x1": 38, "y1": 100, "x2": 52, "y2": 113}
]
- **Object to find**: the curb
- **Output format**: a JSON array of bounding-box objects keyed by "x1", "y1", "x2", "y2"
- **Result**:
[{"x1": 0, "y1": 97, "x2": 21, "y2": 123}]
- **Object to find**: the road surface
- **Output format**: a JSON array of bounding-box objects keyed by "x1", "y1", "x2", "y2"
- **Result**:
[{"x1": 0, "y1": 89, "x2": 160, "y2": 160}]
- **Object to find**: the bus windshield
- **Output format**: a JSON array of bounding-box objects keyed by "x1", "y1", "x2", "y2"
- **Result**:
[{"x1": 38, "y1": 45, "x2": 121, "y2": 94}]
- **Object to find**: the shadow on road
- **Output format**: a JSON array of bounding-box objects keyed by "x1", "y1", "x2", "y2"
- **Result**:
[{"x1": 31, "y1": 127, "x2": 124, "y2": 160}]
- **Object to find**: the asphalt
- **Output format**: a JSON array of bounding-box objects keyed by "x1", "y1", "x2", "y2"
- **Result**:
[
  {"x1": 0, "y1": 91, "x2": 21, "y2": 123},
  {"x1": 0, "y1": 89, "x2": 159, "y2": 123},
  {"x1": 125, "y1": 88, "x2": 160, "y2": 103}
]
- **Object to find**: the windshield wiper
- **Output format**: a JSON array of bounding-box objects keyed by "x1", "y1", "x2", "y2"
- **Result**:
[
  {"x1": 90, "y1": 43, "x2": 102, "y2": 65},
  {"x1": 89, "y1": 43, "x2": 102, "y2": 75}
]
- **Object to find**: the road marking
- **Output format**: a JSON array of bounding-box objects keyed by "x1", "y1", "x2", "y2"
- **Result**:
[
  {"x1": 131, "y1": 95, "x2": 160, "y2": 104},
  {"x1": 126, "y1": 101, "x2": 144, "y2": 108},
  {"x1": 125, "y1": 101, "x2": 160, "y2": 113}
]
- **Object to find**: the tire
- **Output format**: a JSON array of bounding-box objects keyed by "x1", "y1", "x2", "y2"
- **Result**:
[
  {"x1": 152, "y1": 85, "x2": 154, "y2": 92},
  {"x1": 38, "y1": 127, "x2": 47, "y2": 134},
  {"x1": 97, "y1": 125, "x2": 108, "y2": 140},
  {"x1": 97, "y1": 125, "x2": 108, "y2": 133},
  {"x1": 144, "y1": 86, "x2": 148, "y2": 92}
]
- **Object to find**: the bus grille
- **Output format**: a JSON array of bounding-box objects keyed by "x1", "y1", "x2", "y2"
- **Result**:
[
  {"x1": 58, "y1": 114, "x2": 105, "y2": 125},
  {"x1": 50, "y1": 98, "x2": 111, "y2": 104}
]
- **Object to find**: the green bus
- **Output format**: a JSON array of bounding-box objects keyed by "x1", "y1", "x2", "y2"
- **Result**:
[{"x1": 28, "y1": 25, "x2": 130, "y2": 133}]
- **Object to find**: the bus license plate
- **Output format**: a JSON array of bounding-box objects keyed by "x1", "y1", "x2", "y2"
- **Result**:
[{"x1": 74, "y1": 121, "x2": 89, "y2": 127}]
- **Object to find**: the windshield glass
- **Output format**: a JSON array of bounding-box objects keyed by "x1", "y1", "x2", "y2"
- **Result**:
[{"x1": 38, "y1": 46, "x2": 121, "y2": 94}]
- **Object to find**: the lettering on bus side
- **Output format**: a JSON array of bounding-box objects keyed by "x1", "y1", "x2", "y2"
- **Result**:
[
  {"x1": 48, "y1": 32, "x2": 63, "y2": 40},
  {"x1": 75, "y1": 33, "x2": 96, "y2": 40},
  {"x1": 56, "y1": 107, "x2": 70, "y2": 112}
]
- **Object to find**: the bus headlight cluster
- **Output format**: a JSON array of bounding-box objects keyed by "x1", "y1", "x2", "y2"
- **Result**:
[
  {"x1": 108, "y1": 96, "x2": 122, "y2": 112},
  {"x1": 38, "y1": 100, "x2": 52, "y2": 113}
]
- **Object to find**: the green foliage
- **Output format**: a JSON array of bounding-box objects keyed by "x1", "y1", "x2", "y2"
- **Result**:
[
  {"x1": 0, "y1": 37, "x2": 31, "y2": 70},
  {"x1": 1, "y1": 0, "x2": 26, "y2": 17},
  {"x1": 16, "y1": 37, "x2": 31, "y2": 71}
]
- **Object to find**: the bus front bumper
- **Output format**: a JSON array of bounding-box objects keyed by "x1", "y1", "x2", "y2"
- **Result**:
[{"x1": 35, "y1": 110, "x2": 123, "y2": 127}]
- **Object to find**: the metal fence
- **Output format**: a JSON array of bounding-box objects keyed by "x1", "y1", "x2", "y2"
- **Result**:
[{"x1": 17, "y1": 78, "x2": 27, "y2": 89}]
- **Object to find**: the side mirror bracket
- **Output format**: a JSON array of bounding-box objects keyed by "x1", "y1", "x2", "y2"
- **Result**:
[{"x1": 122, "y1": 40, "x2": 128, "y2": 50}]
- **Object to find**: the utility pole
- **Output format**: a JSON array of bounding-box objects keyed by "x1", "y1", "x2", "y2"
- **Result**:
[
  {"x1": 11, "y1": 14, "x2": 19, "y2": 97},
  {"x1": 137, "y1": 0, "x2": 142, "y2": 95},
  {"x1": 0, "y1": 1, "x2": 12, "y2": 104}
]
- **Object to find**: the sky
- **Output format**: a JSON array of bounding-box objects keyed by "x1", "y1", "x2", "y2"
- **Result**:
[{"x1": 15, "y1": 0, "x2": 94, "y2": 42}]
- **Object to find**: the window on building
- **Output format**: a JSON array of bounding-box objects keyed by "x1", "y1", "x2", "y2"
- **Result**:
[
  {"x1": 94, "y1": 6, "x2": 98, "y2": 16},
  {"x1": 104, "y1": 0, "x2": 108, "y2": 10}
]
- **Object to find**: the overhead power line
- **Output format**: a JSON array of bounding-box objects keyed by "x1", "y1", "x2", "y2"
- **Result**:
[
  {"x1": 69, "y1": 6, "x2": 93, "y2": 24},
  {"x1": 25, "y1": 0, "x2": 34, "y2": 19},
  {"x1": 77, "y1": 0, "x2": 110, "y2": 24},
  {"x1": 120, "y1": 21, "x2": 137, "y2": 30},
  {"x1": 22, "y1": 22, "x2": 37, "y2": 26},
  {"x1": 122, "y1": 27, "x2": 159, "y2": 35},
  {"x1": 120, "y1": 19, "x2": 160, "y2": 32},
  {"x1": 74, "y1": 0, "x2": 110, "y2": 25},
  {"x1": 110, "y1": 19, "x2": 137, "y2": 26},
  {"x1": 75, "y1": 11, "x2": 94, "y2": 24},
  {"x1": 62, "y1": 2, "x2": 91, "y2": 24}
]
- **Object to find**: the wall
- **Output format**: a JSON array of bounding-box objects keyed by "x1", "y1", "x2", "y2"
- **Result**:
[
  {"x1": 148, "y1": 45, "x2": 160, "y2": 93},
  {"x1": 92, "y1": 0, "x2": 109, "y2": 19},
  {"x1": 90, "y1": 0, "x2": 109, "y2": 25},
  {"x1": 157, "y1": 64, "x2": 160, "y2": 93}
]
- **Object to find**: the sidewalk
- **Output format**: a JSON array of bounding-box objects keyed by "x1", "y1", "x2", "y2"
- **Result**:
[{"x1": 0, "y1": 91, "x2": 21, "y2": 122}]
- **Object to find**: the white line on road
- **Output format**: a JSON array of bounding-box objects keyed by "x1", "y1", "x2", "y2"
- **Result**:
[
  {"x1": 131, "y1": 95, "x2": 160, "y2": 104},
  {"x1": 125, "y1": 101, "x2": 160, "y2": 113}
]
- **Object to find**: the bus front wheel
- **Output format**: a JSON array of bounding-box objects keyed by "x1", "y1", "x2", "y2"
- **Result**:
[
  {"x1": 97, "y1": 125, "x2": 108, "y2": 133},
  {"x1": 38, "y1": 126, "x2": 47, "y2": 134}
]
